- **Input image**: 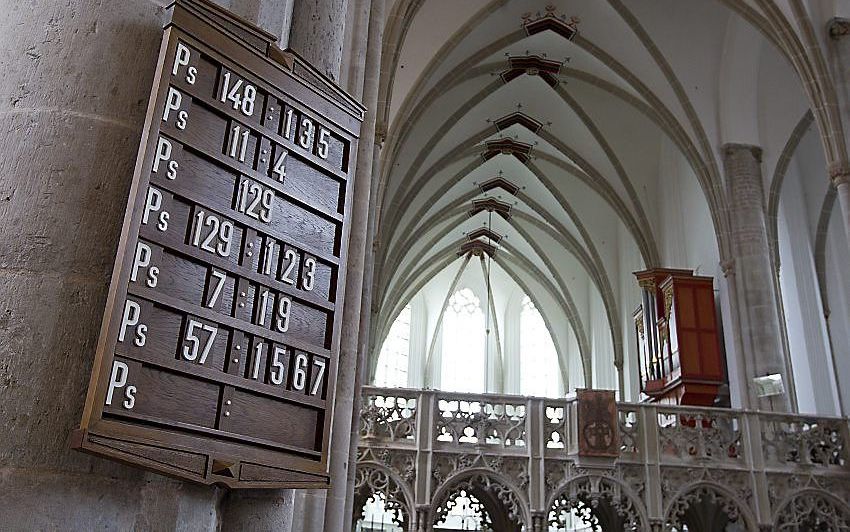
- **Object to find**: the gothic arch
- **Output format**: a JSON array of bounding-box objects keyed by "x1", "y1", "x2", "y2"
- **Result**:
[
  {"x1": 546, "y1": 474, "x2": 649, "y2": 532},
  {"x1": 773, "y1": 488, "x2": 850, "y2": 531},
  {"x1": 353, "y1": 461, "x2": 416, "y2": 532},
  {"x1": 429, "y1": 466, "x2": 531, "y2": 532},
  {"x1": 662, "y1": 481, "x2": 758, "y2": 532}
]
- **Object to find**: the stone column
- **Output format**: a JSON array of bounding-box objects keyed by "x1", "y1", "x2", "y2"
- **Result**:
[
  {"x1": 341, "y1": 0, "x2": 386, "y2": 527},
  {"x1": 219, "y1": 489, "x2": 295, "y2": 532},
  {"x1": 415, "y1": 506, "x2": 431, "y2": 532},
  {"x1": 530, "y1": 512, "x2": 547, "y2": 532},
  {"x1": 0, "y1": 1, "x2": 222, "y2": 529},
  {"x1": 230, "y1": 0, "x2": 296, "y2": 47},
  {"x1": 313, "y1": 0, "x2": 386, "y2": 528},
  {"x1": 722, "y1": 144, "x2": 793, "y2": 412},
  {"x1": 211, "y1": 2, "x2": 307, "y2": 528},
  {"x1": 289, "y1": 0, "x2": 349, "y2": 83},
  {"x1": 284, "y1": 0, "x2": 367, "y2": 530},
  {"x1": 831, "y1": 167, "x2": 850, "y2": 250},
  {"x1": 827, "y1": 19, "x2": 850, "y2": 251}
]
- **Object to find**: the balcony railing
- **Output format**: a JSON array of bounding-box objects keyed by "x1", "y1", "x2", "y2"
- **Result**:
[{"x1": 355, "y1": 386, "x2": 850, "y2": 531}]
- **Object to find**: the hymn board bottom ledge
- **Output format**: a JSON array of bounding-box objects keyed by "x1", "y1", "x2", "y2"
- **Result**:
[{"x1": 71, "y1": 425, "x2": 330, "y2": 488}]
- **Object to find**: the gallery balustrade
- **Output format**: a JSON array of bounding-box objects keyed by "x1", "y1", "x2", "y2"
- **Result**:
[{"x1": 355, "y1": 386, "x2": 850, "y2": 531}]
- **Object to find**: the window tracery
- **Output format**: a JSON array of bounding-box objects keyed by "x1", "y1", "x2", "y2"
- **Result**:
[
  {"x1": 434, "y1": 489, "x2": 492, "y2": 531},
  {"x1": 355, "y1": 491, "x2": 405, "y2": 532},
  {"x1": 353, "y1": 466, "x2": 410, "y2": 532},
  {"x1": 775, "y1": 491, "x2": 850, "y2": 531},
  {"x1": 663, "y1": 484, "x2": 748, "y2": 532},
  {"x1": 548, "y1": 476, "x2": 643, "y2": 532}
]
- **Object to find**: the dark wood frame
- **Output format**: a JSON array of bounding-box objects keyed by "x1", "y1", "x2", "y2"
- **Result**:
[{"x1": 71, "y1": 0, "x2": 364, "y2": 489}]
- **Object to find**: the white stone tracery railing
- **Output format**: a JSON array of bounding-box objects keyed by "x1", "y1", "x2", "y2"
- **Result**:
[{"x1": 356, "y1": 386, "x2": 850, "y2": 531}]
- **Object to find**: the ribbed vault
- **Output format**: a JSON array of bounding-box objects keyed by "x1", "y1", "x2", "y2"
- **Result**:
[{"x1": 367, "y1": 0, "x2": 847, "y2": 398}]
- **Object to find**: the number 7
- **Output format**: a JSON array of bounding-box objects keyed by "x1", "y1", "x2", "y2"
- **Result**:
[
  {"x1": 310, "y1": 358, "x2": 326, "y2": 396},
  {"x1": 207, "y1": 270, "x2": 227, "y2": 308}
]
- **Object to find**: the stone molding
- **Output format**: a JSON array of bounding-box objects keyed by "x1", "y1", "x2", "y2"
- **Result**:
[
  {"x1": 721, "y1": 143, "x2": 763, "y2": 163},
  {"x1": 828, "y1": 161, "x2": 850, "y2": 187},
  {"x1": 828, "y1": 18, "x2": 850, "y2": 40}
]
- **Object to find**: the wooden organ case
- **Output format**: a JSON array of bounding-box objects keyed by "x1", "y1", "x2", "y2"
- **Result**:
[{"x1": 633, "y1": 269, "x2": 727, "y2": 406}]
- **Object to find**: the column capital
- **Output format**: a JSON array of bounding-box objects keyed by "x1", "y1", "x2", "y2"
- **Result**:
[
  {"x1": 530, "y1": 511, "x2": 548, "y2": 532},
  {"x1": 720, "y1": 258, "x2": 735, "y2": 277},
  {"x1": 721, "y1": 143, "x2": 762, "y2": 163},
  {"x1": 829, "y1": 161, "x2": 850, "y2": 186},
  {"x1": 828, "y1": 18, "x2": 850, "y2": 40}
]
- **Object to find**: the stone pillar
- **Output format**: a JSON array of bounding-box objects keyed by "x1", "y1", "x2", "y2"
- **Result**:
[
  {"x1": 831, "y1": 167, "x2": 850, "y2": 251},
  {"x1": 289, "y1": 0, "x2": 349, "y2": 82},
  {"x1": 722, "y1": 144, "x2": 793, "y2": 412},
  {"x1": 0, "y1": 0, "x2": 357, "y2": 529},
  {"x1": 210, "y1": 1, "x2": 305, "y2": 529},
  {"x1": 827, "y1": 19, "x2": 850, "y2": 251},
  {"x1": 415, "y1": 506, "x2": 431, "y2": 532},
  {"x1": 309, "y1": 0, "x2": 386, "y2": 529},
  {"x1": 230, "y1": 0, "x2": 295, "y2": 47},
  {"x1": 342, "y1": 0, "x2": 386, "y2": 526},
  {"x1": 284, "y1": 1, "x2": 366, "y2": 531},
  {"x1": 220, "y1": 487, "x2": 295, "y2": 530},
  {"x1": 0, "y1": 1, "x2": 222, "y2": 529},
  {"x1": 530, "y1": 512, "x2": 547, "y2": 532},
  {"x1": 219, "y1": 489, "x2": 295, "y2": 532}
]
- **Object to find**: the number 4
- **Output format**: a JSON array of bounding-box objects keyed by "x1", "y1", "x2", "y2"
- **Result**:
[{"x1": 272, "y1": 149, "x2": 287, "y2": 181}]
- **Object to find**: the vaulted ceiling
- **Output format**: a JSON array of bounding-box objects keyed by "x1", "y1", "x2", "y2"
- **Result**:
[{"x1": 367, "y1": 0, "x2": 845, "y2": 390}]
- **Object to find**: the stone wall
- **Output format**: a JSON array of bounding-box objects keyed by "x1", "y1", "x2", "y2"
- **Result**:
[{"x1": 0, "y1": 0, "x2": 359, "y2": 529}]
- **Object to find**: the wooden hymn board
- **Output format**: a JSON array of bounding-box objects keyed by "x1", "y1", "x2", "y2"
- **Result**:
[{"x1": 71, "y1": 0, "x2": 364, "y2": 488}]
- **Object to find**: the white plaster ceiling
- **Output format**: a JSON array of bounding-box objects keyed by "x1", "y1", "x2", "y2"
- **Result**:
[{"x1": 369, "y1": 0, "x2": 842, "y2": 387}]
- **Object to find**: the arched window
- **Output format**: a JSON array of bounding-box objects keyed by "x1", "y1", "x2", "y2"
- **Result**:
[
  {"x1": 356, "y1": 492, "x2": 404, "y2": 532},
  {"x1": 374, "y1": 305, "x2": 411, "y2": 387},
  {"x1": 441, "y1": 288, "x2": 486, "y2": 392},
  {"x1": 520, "y1": 295, "x2": 560, "y2": 397},
  {"x1": 435, "y1": 489, "x2": 491, "y2": 530}
]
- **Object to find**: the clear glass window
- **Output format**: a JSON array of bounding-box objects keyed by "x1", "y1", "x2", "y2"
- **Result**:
[
  {"x1": 441, "y1": 288, "x2": 486, "y2": 393},
  {"x1": 520, "y1": 295, "x2": 560, "y2": 397},
  {"x1": 374, "y1": 305, "x2": 411, "y2": 387}
]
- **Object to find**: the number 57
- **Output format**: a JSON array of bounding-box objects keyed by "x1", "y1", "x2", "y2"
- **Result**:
[{"x1": 183, "y1": 319, "x2": 217, "y2": 364}]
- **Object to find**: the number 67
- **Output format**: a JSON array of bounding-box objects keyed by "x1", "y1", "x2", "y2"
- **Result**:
[{"x1": 292, "y1": 354, "x2": 325, "y2": 396}]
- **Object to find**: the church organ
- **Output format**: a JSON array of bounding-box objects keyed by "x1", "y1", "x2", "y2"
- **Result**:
[{"x1": 633, "y1": 269, "x2": 727, "y2": 406}]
